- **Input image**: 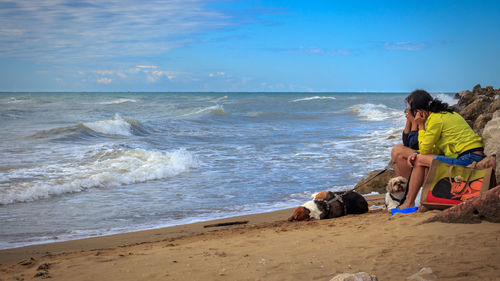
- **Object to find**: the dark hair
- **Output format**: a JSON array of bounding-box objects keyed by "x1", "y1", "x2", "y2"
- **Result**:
[{"x1": 405, "y1": 89, "x2": 453, "y2": 115}]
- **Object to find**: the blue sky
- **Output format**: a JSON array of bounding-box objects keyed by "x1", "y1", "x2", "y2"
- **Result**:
[{"x1": 0, "y1": 0, "x2": 499, "y2": 92}]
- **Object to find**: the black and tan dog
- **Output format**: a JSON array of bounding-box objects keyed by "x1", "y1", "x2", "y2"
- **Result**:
[{"x1": 288, "y1": 190, "x2": 369, "y2": 221}]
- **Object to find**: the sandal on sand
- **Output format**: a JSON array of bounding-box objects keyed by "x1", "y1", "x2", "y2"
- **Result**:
[{"x1": 390, "y1": 206, "x2": 418, "y2": 215}]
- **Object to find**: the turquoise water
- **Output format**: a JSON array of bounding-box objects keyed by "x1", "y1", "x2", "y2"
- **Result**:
[{"x1": 0, "y1": 92, "x2": 456, "y2": 249}]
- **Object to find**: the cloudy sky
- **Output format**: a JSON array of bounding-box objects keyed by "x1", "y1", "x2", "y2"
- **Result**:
[{"x1": 1, "y1": 0, "x2": 499, "y2": 92}]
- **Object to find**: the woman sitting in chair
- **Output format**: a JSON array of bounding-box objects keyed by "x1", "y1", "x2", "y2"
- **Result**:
[{"x1": 395, "y1": 90, "x2": 485, "y2": 209}]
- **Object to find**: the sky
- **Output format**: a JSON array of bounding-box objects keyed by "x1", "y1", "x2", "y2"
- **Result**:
[{"x1": 0, "y1": 0, "x2": 499, "y2": 92}]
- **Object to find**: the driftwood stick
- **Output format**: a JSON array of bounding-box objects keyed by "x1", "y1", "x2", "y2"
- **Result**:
[{"x1": 204, "y1": 221, "x2": 249, "y2": 228}]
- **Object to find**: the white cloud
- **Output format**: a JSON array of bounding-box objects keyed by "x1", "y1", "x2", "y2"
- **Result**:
[
  {"x1": 383, "y1": 42, "x2": 427, "y2": 51},
  {"x1": 0, "y1": 1, "x2": 235, "y2": 61},
  {"x1": 209, "y1": 72, "x2": 226, "y2": 78},
  {"x1": 116, "y1": 72, "x2": 127, "y2": 79},
  {"x1": 283, "y1": 46, "x2": 354, "y2": 56},
  {"x1": 147, "y1": 70, "x2": 177, "y2": 82},
  {"x1": 136, "y1": 65, "x2": 158, "y2": 69},
  {"x1": 97, "y1": 77, "x2": 112, "y2": 84},
  {"x1": 96, "y1": 70, "x2": 114, "y2": 76},
  {"x1": 382, "y1": 41, "x2": 450, "y2": 51}
]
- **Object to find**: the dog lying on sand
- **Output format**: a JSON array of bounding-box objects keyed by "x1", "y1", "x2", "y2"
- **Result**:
[
  {"x1": 384, "y1": 176, "x2": 408, "y2": 209},
  {"x1": 288, "y1": 190, "x2": 369, "y2": 221}
]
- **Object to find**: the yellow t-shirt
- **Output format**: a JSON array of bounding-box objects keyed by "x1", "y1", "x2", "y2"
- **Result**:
[{"x1": 417, "y1": 112, "x2": 483, "y2": 157}]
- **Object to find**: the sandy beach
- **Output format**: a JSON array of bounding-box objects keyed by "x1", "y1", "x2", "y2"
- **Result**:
[{"x1": 1, "y1": 195, "x2": 499, "y2": 281}]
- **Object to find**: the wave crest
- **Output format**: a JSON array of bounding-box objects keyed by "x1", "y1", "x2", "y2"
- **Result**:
[
  {"x1": 291, "y1": 96, "x2": 336, "y2": 102},
  {"x1": 0, "y1": 148, "x2": 198, "y2": 204},
  {"x1": 178, "y1": 105, "x2": 226, "y2": 117},
  {"x1": 32, "y1": 114, "x2": 148, "y2": 139},
  {"x1": 434, "y1": 93, "x2": 458, "y2": 106},
  {"x1": 350, "y1": 103, "x2": 403, "y2": 122},
  {"x1": 99, "y1": 98, "x2": 137, "y2": 105}
]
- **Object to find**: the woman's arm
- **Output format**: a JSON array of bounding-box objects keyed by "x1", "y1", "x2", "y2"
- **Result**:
[{"x1": 417, "y1": 113, "x2": 443, "y2": 154}]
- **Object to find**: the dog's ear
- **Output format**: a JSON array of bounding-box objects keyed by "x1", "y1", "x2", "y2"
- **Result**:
[
  {"x1": 288, "y1": 206, "x2": 304, "y2": 221},
  {"x1": 385, "y1": 180, "x2": 393, "y2": 192}
]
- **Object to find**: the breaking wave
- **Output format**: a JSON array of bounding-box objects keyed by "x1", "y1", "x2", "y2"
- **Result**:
[
  {"x1": 177, "y1": 105, "x2": 226, "y2": 118},
  {"x1": 350, "y1": 103, "x2": 404, "y2": 122},
  {"x1": 0, "y1": 148, "x2": 198, "y2": 204},
  {"x1": 291, "y1": 96, "x2": 336, "y2": 102},
  {"x1": 99, "y1": 98, "x2": 137, "y2": 105},
  {"x1": 31, "y1": 114, "x2": 148, "y2": 139},
  {"x1": 434, "y1": 93, "x2": 458, "y2": 106}
]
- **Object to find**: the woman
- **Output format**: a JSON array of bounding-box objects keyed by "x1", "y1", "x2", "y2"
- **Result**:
[
  {"x1": 396, "y1": 90, "x2": 485, "y2": 209},
  {"x1": 391, "y1": 106, "x2": 419, "y2": 179}
]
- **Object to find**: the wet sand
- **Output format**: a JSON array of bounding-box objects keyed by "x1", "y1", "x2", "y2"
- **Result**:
[{"x1": 1, "y1": 195, "x2": 499, "y2": 281}]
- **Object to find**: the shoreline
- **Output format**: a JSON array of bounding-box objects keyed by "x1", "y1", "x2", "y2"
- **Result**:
[
  {"x1": 0, "y1": 193, "x2": 498, "y2": 280},
  {"x1": 0, "y1": 195, "x2": 385, "y2": 265}
]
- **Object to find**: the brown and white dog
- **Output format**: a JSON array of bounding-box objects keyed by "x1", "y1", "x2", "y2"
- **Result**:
[
  {"x1": 384, "y1": 176, "x2": 408, "y2": 209},
  {"x1": 288, "y1": 190, "x2": 369, "y2": 221}
]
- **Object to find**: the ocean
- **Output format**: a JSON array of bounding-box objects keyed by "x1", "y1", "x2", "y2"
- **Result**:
[{"x1": 0, "y1": 92, "x2": 457, "y2": 249}]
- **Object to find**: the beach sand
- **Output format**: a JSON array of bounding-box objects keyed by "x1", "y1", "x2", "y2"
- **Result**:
[{"x1": 1, "y1": 195, "x2": 499, "y2": 281}]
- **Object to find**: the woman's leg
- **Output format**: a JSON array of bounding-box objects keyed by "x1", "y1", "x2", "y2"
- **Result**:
[
  {"x1": 399, "y1": 154, "x2": 434, "y2": 208},
  {"x1": 391, "y1": 144, "x2": 414, "y2": 179}
]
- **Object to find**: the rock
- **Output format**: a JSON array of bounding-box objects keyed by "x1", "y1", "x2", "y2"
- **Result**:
[
  {"x1": 487, "y1": 98, "x2": 500, "y2": 113},
  {"x1": 459, "y1": 95, "x2": 492, "y2": 122},
  {"x1": 482, "y1": 110, "x2": 500, "y2": 183},
  {"x1": 407, "y1": 267, "x2": 437, "y2": 281},
  {"x1": 455, "y1": 90, "x2": 474, "y2": 109},
  {"x1": 473, "y1": 113, "x2": 492, "y2": 135},
  {"x1": 472, "y1": 84, "x2": 482, "y2": 94},
  {"x1": 483, "y1": 112, "x2": 500, "y2": 149},
  {"x1": 483, "y1": 86, "x2": 495, "y2": 97},
  {"x1": 330, "y1": 272, "x2": 378, "y2": 281},
  {"x1": 354, "y1": 168, "x2": 396, "y2": 194},
  {"x1": 418, "y1": 186, "x2": 500, "y2": 224}
]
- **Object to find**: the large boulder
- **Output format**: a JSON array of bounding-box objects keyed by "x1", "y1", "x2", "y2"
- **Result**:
[
  {"x1": 473, "y1": 113, "x2": 493, "y2": 135},
  {"x1": 488, "y1": 97, "x2": 500, "y2": 113},
  {"x1": 455, "y1": 90, "x2": 474, "y2": 110},
  {"x1": 482, "y1": 110, "x2": 500, "y2": 183},
  {"x1": 459, "y1": 95, "x2": 492, "y2": 124}
]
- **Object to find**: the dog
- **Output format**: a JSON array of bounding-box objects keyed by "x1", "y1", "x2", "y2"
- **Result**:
[
  {"x1": 288, "y1": 190, "x2": 369, "y2": 221},
  {"x1": 384, "y1": 176, "x2": 408, "y2": 209}
]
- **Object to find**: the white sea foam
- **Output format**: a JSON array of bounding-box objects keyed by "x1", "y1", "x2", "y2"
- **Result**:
[
  {"x1": 0, "y1": 148, "x2": 198, "y2": 204},
  {"x1": 178, "y1": 104, "x2": 226, "y2": 117},
  {"x1": 291, "y1": 96, "x2": 336, "y2": 102},
  {"x1": 350, "y1": 103, "x2": 404, "y2": 122},
  {"x1": 0, "y1": 97, "x2": 33, "y2": 104},
  {"x1": 99, "y1": 98, "x2": 137, "y2": 105},
  {"x1": 434, "y1": 93, "x2": 458, "y2": 106},
  {"x1": 83, "y1": 114, "x2": 134, "y2": 136}
]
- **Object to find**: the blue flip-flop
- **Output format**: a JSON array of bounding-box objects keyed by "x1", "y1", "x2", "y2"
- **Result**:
[{"x1": 390, "y1": 206, "x2": 418, "y2": 215}]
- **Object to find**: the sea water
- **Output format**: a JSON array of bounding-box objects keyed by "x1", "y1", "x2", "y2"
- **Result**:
[{"x1": 0, "y1": 92, "x2": 456, "y2": 249}]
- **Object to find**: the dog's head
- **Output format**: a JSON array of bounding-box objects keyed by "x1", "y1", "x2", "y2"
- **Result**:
[
  {"x1": 386, "y1": 176, "x2": 408, "y2": 193},
  {"x1": 288, "y1": 206, "x2": 312, "y2": 221}
]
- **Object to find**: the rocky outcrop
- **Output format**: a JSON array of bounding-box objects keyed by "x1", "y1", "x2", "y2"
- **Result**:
[
  {"x1": 418, "y1": 185, "x2": 500, "y2": 224},
  {"x1": 453, "y1": 84, "x2": 500, "y2": 134},
  {"x1": 355, "y1": 84, "x2": 500, "y2": 195}
]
